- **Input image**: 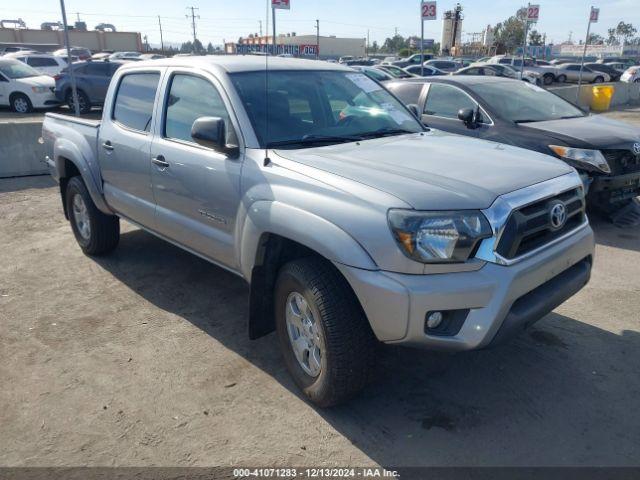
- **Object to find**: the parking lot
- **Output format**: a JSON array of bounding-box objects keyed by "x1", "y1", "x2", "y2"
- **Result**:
[{"x1": 0, "y1": 108, "x2": 638, "y2": 468}]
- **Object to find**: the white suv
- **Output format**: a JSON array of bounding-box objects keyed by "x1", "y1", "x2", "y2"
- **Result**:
[
  {"x1": 5, "y1": 53, "x2": 67, "y2": 76},
  {"x1": 0, "y1": 58, "x2": 59, "y2": 113}
]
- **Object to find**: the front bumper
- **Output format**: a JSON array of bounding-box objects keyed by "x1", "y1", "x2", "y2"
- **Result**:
[
  {"x1": 589, "y1": 171, "x2": 640, "y2": 204},
  {"x1": 336, "y1": 224, "x2": 594, "y2": 351},
  {"x1": 31, "y1": 91, "x2": 60, "y2": 109}
]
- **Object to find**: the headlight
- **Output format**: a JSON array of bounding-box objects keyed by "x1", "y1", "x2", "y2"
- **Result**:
[
  {"x1": 31, "y1": 86, "x2": 49, "y2": 93},
  {"x1": 388, "y1": 210, "x2": 492, "y2": 263},
  {"x1": 548, "y1": 145, "x2": 611, "y2": 173}
]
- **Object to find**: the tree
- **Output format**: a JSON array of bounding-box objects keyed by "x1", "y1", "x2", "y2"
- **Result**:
[
  {"x1": 193, "y1": 38, "x2": 204, "y2": 54},
  {"x1": 371, "y1": 40, "x2": 379, "y2": 54},
  {"x1": 587, "y1": 33, "x2": 604, "y2": 45},
  {"x1": 381, "y1": 34, "x2": 406, "y2": 53},
  {"x1": 615, "y1": 21, "x2": 637, "y2": 45},
  {"x1": 493, "y1": 7, "x2": 527, "y2": 54},
  {"x1": 528, "y1": 29, "x2": 543, "y2": 46},
  {"x1": 207, "y1": 42, "x2": 214, "y2": 54},
  {"x1": 180, "y1": 41, "x2": 193, "y2": 53}
]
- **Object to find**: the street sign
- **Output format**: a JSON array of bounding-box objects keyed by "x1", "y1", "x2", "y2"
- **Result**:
[
  {"x1": 590, "y1": 7, "x2": 599, "y2": 23},
  {"x1": 272, "y1": 0, "x2": 290, "y2": 10},
  {"x1": 421, "y1": 1, "x2": 437, "y2": 21},
  {"x1": 526, "y1": 4, "x2": 540, "y2": 22}
]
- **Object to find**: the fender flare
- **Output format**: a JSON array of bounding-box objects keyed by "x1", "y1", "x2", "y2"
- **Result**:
[
  {"x1": 54, "y1": 137, "x2": 112, "y2": 215},
  {"x1": 239, "y1": 200, "x2": 377, "y2": 280}
]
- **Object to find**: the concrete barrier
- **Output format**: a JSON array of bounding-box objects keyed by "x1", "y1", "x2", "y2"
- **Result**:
[
  {"x1": 0, "y1": 120, "x2": 46, "y2": 178},
  {"x1": 550, "y1": 82, "x2": 640, "y2": 110}
]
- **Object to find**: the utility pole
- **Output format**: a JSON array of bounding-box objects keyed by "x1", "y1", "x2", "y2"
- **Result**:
[
  {"x1": 315, "y1": 19, "x2": 319, "y2": 60},
  {"x1": 366, "y1": 29, "x2": 370, "y2": 58},
  {"x1": 186, "y1": 6, "x2": 200, "y2": 54},
  {"x1": 158, "y1": 16, "x2": 165, "y2": 54},
  {"x1": 59, "y1": 0, "x2": 79, "y2": 116},
  {"x1": 577, "y1": 7, "x2": 599, "y2": 104},
  {"x1": 259, "y1": 20, "x2": 263, "y2": 37}
]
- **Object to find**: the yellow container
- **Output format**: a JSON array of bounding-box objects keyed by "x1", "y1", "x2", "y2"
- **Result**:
[{"x1": 591, "y1": 85, "x2": 615, "y2": 112}]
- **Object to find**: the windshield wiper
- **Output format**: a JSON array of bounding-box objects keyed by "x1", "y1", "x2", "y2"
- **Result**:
[
  {"x1": 358, "y1": 128, "x2": 417, "y2": 139},
  {"x1": 514, "y1": 119, "x2": 539, "y2": 124},
  {"x1": 559, "y1": 115, "x2": 584, "y2": 119},
  {"x1": 267, "y1": 134, "x2": 364, "y2": 148}
]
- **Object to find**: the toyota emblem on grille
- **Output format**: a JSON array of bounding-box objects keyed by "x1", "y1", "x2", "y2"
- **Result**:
[
  {"x1": 549, "y1": 201, "x2": 567, "y2": 230},
  {"x1": 633, "y1": 143, "x2": 640, "y2": 155}
]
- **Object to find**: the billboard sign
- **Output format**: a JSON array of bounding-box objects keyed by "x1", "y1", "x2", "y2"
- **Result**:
[
  {"x1": 272, "y1": 0, "x2": 290, "y2": 9},
  {"x1": 421, "y1": 1, "x2": 437, "y2": 20},
  {"x1": 590, "y1": 7, "x2": 599, "y2": 23},
  {"x1": 236, "y1": 43, "x2": 316, "y2": 56}
]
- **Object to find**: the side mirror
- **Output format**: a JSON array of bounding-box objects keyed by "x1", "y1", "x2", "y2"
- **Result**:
[
  {"x1": 406, "y1": 104, "x2": 420, "y2": 118},
  {"x1": 191, "y1": 116, "x2": 238, "y2": 156},
  {"x1": 457, "y1": 108, "x2": 476, "y2": 128}
]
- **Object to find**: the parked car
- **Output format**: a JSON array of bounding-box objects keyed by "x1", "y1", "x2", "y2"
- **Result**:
[
  {"x1": 597, "y1": 61, "x2": 630, "y2": 73},
  {"x1": 5, "y1": 52, "x2": 68, "y2": 76},
  {"x1": 454, "y1": 64, "x2": 540, "y2": 84},
  {"x1": 403, "y1": 64, "x2": 446, "y2": 77},
  {"x1": 53, "y1": 47, "x2": 92, "y2": 61},
  {"x1": 597, "y1": 57, "x2": 639, "y2": 68},
  {"x1": 349, "y1": 65, "x2": 394, "y2": 82},
  {"x1": 91, "y1": 52, "x2": 112, "y2": 61},
  {"x1": 0, "y1": 58, "x2": 58, "y2": 112},
  {"x1": 139, "y1": 53, "x2": 166, "y2": 60},
  {"x1": 386, "y1": 76, "x2": 640, "y2": 212},
  {"x1": 376, "y1": 64, "x2": 415, "y2": 79},
  {"x1": 620, "y1": 66, "x2": 640, "y2": 83},
  {"x1": 0, "y1": 46, "x2": 35, "y2": 56},
  {"x1": 424, "y1": 59, "x2": 460, "y2": 72},
  {"x1": 488, "y1": 55, "x2": 557, "y2": 85},
  {"x1": 108, "y1": 51, "x2": 142, "y2": 61},
  {"x1": 585, "y1": 62, "x2": 623, "y2": 81},
  {"x1": 54, "y1": 61, "x2": 124, "y2": 113},
  {"x1": 391, "y1": 53, "x2": 435, "y2": 68},
  {"x1": 43, "y1": 56, "x2": 593, "y2": 406},
  {"x1": 552, "y1": 63, "x2": 610, "y2": 83}
]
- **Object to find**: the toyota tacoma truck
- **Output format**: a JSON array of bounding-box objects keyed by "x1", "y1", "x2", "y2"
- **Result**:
[{"x1": 43, "y1": 57, "x2": 595, "y2": 407}]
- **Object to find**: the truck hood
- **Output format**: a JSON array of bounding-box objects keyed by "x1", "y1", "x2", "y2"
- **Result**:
[
  {"x1": 523, "y1": 115, "x2": 640, "y2": 149},
  {"x1": 275, "y1": 130, "x2": 573, "y2": 210}
]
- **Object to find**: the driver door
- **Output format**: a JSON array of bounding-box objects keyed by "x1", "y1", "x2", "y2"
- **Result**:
[
  {"x1": 150, "y1": 70, "x2": 243, "y2": 269},
  {"x1": 421, "y1": 83, "x2": 491, "y2": 137}
]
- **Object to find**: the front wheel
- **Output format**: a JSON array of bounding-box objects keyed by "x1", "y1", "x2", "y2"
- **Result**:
[
  {"x1": 593, "y1": 76, "x2": 604, "y2": 83},
  {"x1": 66, "y1": 89, "x2": 91, "y2": 114},
  {"x1": 274, "y1": 258, "x2": 377, "y2": 407},
  {"x1": 65, "y1": 176, "x2": 120, "y2": 255},
  {"x1": 542, "y1": 73, "x2": 554, "y2": 86},
  {"x1": 10, "y1": 93, "x2": 33, "y2": 113}
]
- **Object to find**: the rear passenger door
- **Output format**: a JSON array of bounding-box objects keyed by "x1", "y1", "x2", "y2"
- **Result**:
[
  {"x1": 421, "y1": 83, "x2": 491, "y2": 137},
  {"x1": 83, "y1": 63, "x2": 113, "y2": 103},
  {"x1": 99, "y1": 70, "x2": 162, "y2": 227},
  {"x1": 150, "y1": 70, "x2": 243, "y2": 269}
]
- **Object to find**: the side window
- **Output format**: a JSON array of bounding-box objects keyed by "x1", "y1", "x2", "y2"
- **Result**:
[
  {"x1": 388, "y1": 83, "x2": 424, "y2": 105},
  {"x1": 85, "y1": 63, "x2": 109, "y2": 76},
  {"x1": 113, "y1": 73, "x2": 160, "y2": 132},
  {"x1": 29, "y1": 57, "x2": 58, "y2": 67},
  {"x1": 424, "y1": 84, "x2": 478, "y2": 119},
  {"x1": 164, "y1": 74, "x2": 235, "y2": 144}
]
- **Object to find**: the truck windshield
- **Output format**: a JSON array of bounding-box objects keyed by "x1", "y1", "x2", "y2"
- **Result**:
[
  {"x1": 472, "y1": 80, "x2": 585, "y2": 123},
  {"x1": 230, "y1": 70, "x2": 424, "y2": 148},
  {"x1": 0, "y1": 60, "x2": 41, "y2": 79}
]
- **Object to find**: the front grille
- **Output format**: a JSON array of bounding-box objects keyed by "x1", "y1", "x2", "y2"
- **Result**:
[
  {"x1": 603, "y1": 150, "x2": 640, "y2": 175},
  {"x1": 496, "y1": 187, "x2": 586, "y2": 260}
]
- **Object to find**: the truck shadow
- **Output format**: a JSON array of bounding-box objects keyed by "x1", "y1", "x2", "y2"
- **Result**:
[
  {"x1": 590, "y1": 214, "x2": 640, "y2": 252},
  {"x1": 94, "y1": 228, "x2": 640, "y2": 467}
]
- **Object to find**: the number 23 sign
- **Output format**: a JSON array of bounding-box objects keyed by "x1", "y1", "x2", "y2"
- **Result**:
[{"x1": 421, "y1": 1, "x2": 437, "y2": 21}]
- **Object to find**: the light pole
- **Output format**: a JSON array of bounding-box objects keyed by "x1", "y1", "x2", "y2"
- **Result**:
[{"x1": 59, "y1": 0, "x2": 79, "y2": 116}]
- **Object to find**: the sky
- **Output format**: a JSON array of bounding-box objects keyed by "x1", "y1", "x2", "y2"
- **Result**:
[{"x1": 3, "y1": 0, "x2": 639, "y2": 48}]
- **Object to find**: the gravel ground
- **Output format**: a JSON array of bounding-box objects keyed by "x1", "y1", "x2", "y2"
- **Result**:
[{"x1": 0, "y1": 109, "x2": 639, "y2": 469}]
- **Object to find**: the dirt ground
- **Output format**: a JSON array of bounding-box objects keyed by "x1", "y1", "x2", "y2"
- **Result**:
[{"x1": 1, "y1": 109, "x2": 639, "y2": 468}]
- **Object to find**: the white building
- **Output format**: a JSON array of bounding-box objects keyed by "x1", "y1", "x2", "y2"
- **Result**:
[{"x1": 441, "y1": 10, "x2": 463, "y2": 54}]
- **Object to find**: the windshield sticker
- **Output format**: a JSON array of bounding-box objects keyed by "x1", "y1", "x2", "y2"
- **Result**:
[{"x1": 346, "y1": 73, "x2": 383, "y2": 93}]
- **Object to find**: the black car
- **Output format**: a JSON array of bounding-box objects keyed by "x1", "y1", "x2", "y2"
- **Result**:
[
  {"x1": 386, "y1": 76, "x2": 640, "y2": 211},
  {"x1": 585, "y1": 63, "x2": 623, "y2": 81}
]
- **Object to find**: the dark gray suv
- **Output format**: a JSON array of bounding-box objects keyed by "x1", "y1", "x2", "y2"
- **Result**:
[{"x1": 54, "y1": 61, "x2": 123, "y2": 113}]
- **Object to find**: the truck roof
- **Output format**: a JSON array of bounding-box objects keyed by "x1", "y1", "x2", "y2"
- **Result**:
[{"x1": 122, "y1": 55, "x2": 353, "y2": 73}]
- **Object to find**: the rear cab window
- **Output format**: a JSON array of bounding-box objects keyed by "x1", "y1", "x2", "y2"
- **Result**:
[{"x1": 112, "y1": 72, "x2": 161, "y2": 132}]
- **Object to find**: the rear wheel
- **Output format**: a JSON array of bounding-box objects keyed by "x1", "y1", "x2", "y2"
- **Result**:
[
  {"x1": 274, "y1": 257, "x2": 377, "y2": 407},
  {"x1": 593, "y1": 76, "x2": 604, "y2": 83},
  {"x1": 66, "y1": 89, "x2": 91, "y2": 114},
  {"x1": 65, "y1": 176, "x2": 119, "y2": 255},
  {"x1": 556, "y1": 74, "x2": 567, "y2": 83},
  {"x1": 10, "y1": 93, "x2": 33, "y2": 113},
  {"x1": 542, "y1": 73, "x2": 554, "y2": 85}
]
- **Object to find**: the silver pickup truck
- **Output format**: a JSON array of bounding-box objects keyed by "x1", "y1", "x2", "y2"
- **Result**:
[{"x1": 43, "y1": 56, "x2": 595, "y2": 406}]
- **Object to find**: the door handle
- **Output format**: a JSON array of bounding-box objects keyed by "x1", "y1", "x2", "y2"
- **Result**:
[
  {"x1": 102, "y1": 141, "x2": 114, "y2": 151},
  {"x1": 152, "y1": 155, "x2": 170, "y2": 168}
]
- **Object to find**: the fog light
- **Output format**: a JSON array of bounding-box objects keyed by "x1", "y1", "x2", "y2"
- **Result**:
[{"x1": 426, "y1": 311, "x2": 443, "y2": 329}]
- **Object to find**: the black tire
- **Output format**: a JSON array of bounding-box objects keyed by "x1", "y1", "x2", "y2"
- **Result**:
[
  {"x1": 274, "y1": 257, "x2": 377, "y2": 407},
  {"x1": 542, "y1": 73, "x2": 554, "y2": 86},
  {"x1": 65, "y1": 176, "x2": 119, "y2": 255},
  {"x1": 10, "y1": 93, "x2": 33, "y2": 113},
  {"x1": 66, "y1": 89, "x2": 91, "y2": 114},
  {"x1": 593, "y1": 76, "x2": 604, "y2": 83},
  {"x1": 556, "y1": 74, "x2": 567, "y2": 83}
]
